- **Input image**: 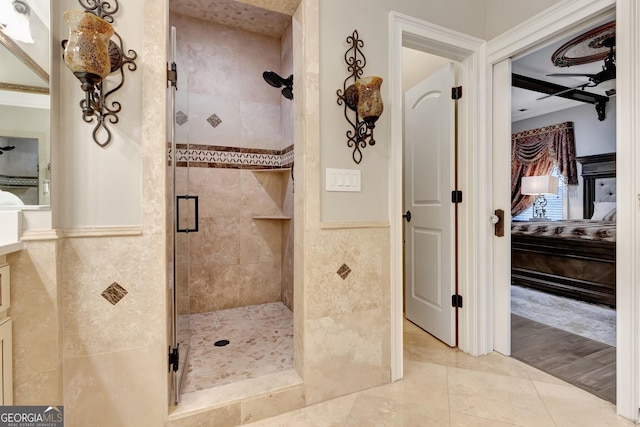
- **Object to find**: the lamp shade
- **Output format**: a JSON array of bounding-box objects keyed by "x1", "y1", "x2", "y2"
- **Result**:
[{"x1": 521, "y1": 175, "x2": 558, "y2": 195}]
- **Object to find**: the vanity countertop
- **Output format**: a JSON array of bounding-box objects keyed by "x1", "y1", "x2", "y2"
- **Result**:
[
  {"x1": 0, "y1": 210, "x2": 23, "y2": 254},
  {"x1": 0, "y1": 241, "x2": 25, "y2": 256}
]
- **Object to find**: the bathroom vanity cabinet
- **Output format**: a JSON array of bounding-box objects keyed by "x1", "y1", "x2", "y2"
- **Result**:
[{"x1": 0, "y1": 263, "x2": 12, "y2": 405}]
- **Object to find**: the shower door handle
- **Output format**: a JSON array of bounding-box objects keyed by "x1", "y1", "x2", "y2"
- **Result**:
[{"x1": 176, "y1": 195, "x2": 199, "y2": 233}]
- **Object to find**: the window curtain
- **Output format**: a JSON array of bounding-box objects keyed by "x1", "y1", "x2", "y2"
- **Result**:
[{"x1": 511, "y1": 121, "x2": 578, "y2": 217}]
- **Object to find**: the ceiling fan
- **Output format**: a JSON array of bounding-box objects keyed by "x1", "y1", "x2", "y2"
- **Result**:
[
  {"x1": 540, "y1": 35, "x2": 616, "y2": 99},
  {"x1": 0, "y1": 145, "x2": 15, "y2": 155}
]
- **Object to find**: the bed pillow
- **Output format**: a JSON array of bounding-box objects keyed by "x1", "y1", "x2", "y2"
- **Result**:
[
  {"x1": 591, "y1": 202, "x2": 617, "y2": 220},
  {"x1": 603, "y1": 207, "x2": 617, "y2": 222}
]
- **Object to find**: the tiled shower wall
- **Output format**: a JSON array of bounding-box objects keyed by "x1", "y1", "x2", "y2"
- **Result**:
[
  {"x1": 280, "y1": 20, "x2": 294, "y2": 311},
  {"x1": 170, "y1": 14, "x2": 294, "y2": 314}
]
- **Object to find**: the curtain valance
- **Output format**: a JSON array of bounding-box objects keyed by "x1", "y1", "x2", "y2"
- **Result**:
[{"x1": 511, "y1": 121, "x2": 578, "y2": 216}]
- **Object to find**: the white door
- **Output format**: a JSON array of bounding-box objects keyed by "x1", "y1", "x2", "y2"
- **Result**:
[
  {"x1": 404, "y1": 63, "x2": 457, "y2": 347},
  {"x1": 492, "y1": 59, "x2": 512, "y2": 355}
]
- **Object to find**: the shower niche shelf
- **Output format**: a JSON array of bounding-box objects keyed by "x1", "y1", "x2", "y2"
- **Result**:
[
  {"x1": 247, "y1": 168, "x2": 291, "y2": 173},
  {"x1": 251, "y1": 215, "x2": 291, "y2": 220},
  {"x1": 249, "y1": 168, "x2": 292, "y2": 221}
]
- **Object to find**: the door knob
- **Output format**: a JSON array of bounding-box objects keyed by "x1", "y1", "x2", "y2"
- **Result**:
[
  {"x1": 403, "y1": 210, "x2": 412, "y2": 222},
  {"x1": 493, "y1": 209, "x2": 504, "y2": 237}
]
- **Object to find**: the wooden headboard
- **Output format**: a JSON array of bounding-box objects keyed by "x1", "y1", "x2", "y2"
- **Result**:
[{"x1": 576, "y1": 153, "x2": 616, "y2": 219}]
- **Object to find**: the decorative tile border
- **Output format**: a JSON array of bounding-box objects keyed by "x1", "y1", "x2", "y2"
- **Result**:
[
  {"x1": 0, "y1": 174, "x2": 38, "y2": 187},
  {"x1": 168, "y1": 144, "x2": 294, "y2": 169}
]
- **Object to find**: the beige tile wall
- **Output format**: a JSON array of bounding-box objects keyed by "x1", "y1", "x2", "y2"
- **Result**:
[
  {"x1": 7, "y1": 240, "x2": 62, "y2": 405},
  {"x1": 302, "y1": 227, "x2": 391, "y2": 404},
  {"x1": 188, "y1": 168, "x2": 289, "y2": 313},
  {"x1": 171, "y1": 13, "x2": 294, "y2": 314},
  {"x1": 171, "y1": 14, "x2": 283, "y2": 151},
  {"x1": 293, "y1": 0, "x2": 392, "y2": 405},
  {"x1": 280, "y1": 23, "x2": 295, "y2": 311},
  {"x1": 60, "y1": 234, "x2": 166, "y2": 426}
]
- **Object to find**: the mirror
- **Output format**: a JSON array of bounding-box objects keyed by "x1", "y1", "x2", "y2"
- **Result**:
[
  {"x1": 0, "y1": 133, "x2": 47, "y2": 206},
  {"x1": 0, "y1": 0, "x2": 50, "y2": 207}
]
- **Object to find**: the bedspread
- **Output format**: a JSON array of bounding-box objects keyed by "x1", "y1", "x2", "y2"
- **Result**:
[{"x1": 511, "y1": 220, "x2": 616, "y2": 242}]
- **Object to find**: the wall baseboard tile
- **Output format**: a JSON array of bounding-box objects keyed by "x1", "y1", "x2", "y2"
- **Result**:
[
  {"x1": 20, "y1": 229, "x2": 62, "y2": 241},
  {"x1": 60, "y1": 226, "x2": 143, "y2": 238},
  {"x1": 319, "y1": 221, "x2": 390, "y2": 230}
]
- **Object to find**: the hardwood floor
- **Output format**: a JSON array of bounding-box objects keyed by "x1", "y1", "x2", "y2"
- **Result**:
[{"x1": 511, "y1": 313, "x2": 616, "y2": 404}]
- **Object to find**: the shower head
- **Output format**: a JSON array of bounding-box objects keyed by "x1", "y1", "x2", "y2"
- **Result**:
[
  {"x1": 263, "y1": 71, "x2": 293, "y2": 100},
  {"x1": 263, "y1": 71, "x2": 283, "y2": 87},
  {"x1": 281, "y1": 85, "x2": 293, "y2": 100}
]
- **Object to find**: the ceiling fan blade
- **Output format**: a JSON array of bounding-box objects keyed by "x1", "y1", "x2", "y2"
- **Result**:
[
  {"x1": 546, "y1": 73, "x2": 598, "y2": 78},
  {"x1": 536, "y1": 82, "x2": 591, "y2": 100}
]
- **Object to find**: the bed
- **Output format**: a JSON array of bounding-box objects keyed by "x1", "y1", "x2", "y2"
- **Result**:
[{"x1": 511, "y1": 153, "x2": 616, "y2": 307}]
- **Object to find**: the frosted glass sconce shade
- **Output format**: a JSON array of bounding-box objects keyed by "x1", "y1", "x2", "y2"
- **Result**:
[
  {"x1": 355, "y1": 76, "x2": 383, "y2": 125},
  {"x1": 63, "y1": 11, "x2": 114, "y2": 79}
]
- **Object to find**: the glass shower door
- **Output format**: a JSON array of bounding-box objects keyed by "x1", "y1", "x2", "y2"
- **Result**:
[{"x1": 169, "y1": 26, "x2": 191, "y2": 405}]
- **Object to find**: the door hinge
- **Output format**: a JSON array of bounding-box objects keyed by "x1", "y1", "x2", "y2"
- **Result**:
[
  {"x1": 168, "y1": 345, "x2": 179, "y2": 372},
  {"x1": 451, "y1": 86, "x2": 462, "y2": 100},
  {"x1": 168, "y1": 62, "x2": 178, "y2": 88},
  {"x1": 451, "y1": 190, "x2": 462, "y2": 204},
  {"x1": 452, "y1": 294, "x2": 463, "y2": 308}
]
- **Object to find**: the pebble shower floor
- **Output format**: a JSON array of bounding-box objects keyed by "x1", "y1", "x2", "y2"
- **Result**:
[{"x1": 181, "y1": 302, "x2": 294, "y2": 393}]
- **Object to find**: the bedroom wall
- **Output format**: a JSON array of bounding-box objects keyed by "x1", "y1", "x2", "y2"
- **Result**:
[
  {"x1": 486, "y1": 0, "x2": 562, "y2": 39},
  {"x1": 512, "y1": 101, "x2": 616, "y2": 219}
]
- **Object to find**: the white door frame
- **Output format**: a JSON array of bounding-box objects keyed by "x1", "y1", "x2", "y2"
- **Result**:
[
  {"x1": 488, "y1": 0, "x2": 639, "y2": 420},
  {"x1": 389, "y1": 12, "x2": 490, "y2": 382},
  {"x1": 403, "y1": 63, "x2": 458, "y2": 347}
]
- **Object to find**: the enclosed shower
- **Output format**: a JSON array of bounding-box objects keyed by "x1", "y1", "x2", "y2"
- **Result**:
[{"x1": 168, "y1": 5, "x2": 295, "y2": 405}]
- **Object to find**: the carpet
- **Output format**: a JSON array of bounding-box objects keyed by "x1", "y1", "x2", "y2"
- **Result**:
[{"x1": 511, "y1": 285, "x2": 616, "y2": 346}]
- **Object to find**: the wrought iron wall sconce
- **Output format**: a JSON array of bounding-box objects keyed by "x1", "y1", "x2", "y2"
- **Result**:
[
  {"x1": 61, "y1": 0, "x2": 137, "y2": 147},
  {"x1": 336, "y1": 30, "x2": 383, "y2": 164}
]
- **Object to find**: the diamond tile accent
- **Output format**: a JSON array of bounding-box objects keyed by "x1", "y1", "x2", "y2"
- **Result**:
[
  {"x1": 337, "y1": 264, "x2": 352, "y2": 280},
  {"x1": 207, "y1": 113, "x2": 222, "y2": 128},
  {"x1": 175, "y1": 110, "x2": 188, "y2": 126},
  {"x1": 101, "y1": 282, "x2": 128, "y2": 305}
]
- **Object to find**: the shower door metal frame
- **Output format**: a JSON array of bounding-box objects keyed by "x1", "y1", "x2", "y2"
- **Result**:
[{"x1": 168, "y1": 26, "x2": 191, "y2": 405}]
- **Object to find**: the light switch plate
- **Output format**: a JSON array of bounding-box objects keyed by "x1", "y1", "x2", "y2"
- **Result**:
[{"x1": 326, "y1": 168, "x2": 361, "y2": 192}]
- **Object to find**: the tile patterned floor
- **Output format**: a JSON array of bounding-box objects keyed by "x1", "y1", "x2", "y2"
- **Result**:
[
  {"x1": 245, "y1": 319, "x2": 634, "y2": 427},
  {"x1": 511, "y1": 313, "x2": 616, "y2": 404},
  {"x1": 181, "y1": 302, "x2": 294, "y2": 394}
]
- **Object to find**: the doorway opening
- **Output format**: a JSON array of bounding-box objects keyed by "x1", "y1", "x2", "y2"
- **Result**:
[
  {"x1": 508, "y1": 17, "x2": 617, "y2": 403},
  {"x1": 167, "y1": 2, "x2": 296, "y2": 409},
  {"x1": 389, "y1": 12, "x2": 488, "y2": 381},
  {"x1": 401, "y1": 49, "x2": 460, "y2": 348}
]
